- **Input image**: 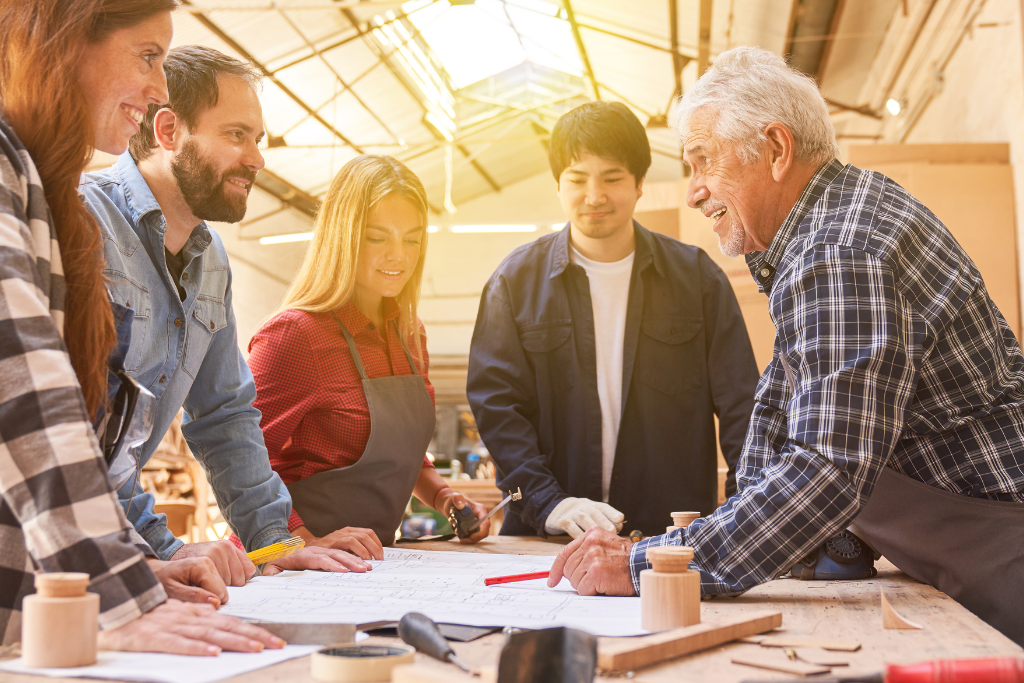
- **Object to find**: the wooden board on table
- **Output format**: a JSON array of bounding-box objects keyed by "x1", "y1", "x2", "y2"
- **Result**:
[{"x1": 597, "y1": 611, "x2": 782, "y2": 671}]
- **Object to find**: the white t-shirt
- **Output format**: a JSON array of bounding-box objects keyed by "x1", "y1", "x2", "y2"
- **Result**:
[{"x1": 569, "y1": 245, "x2": 635, "y2": 502}]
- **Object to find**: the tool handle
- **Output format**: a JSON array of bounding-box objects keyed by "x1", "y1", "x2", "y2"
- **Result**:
[
  {"x1": 887, "y1": 658, "x2": 1024, "y2": 683},
  {"x1": 398, "y1": 612, "x2": 454, "y2": 663},
  {"x1": 448, "y1": 503, "x2": 480, "y2": 538}
]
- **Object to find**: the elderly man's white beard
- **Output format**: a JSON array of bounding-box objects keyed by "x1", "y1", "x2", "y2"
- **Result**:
[{"x1": 719, "y1": 219, "x2": 746, "y2": 258}]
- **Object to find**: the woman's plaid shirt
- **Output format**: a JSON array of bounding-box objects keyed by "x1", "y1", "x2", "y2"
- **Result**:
[
  {"x1": 630, "y1": 160, "x2": 1024, "y2": 596},
  {"x1": 0, "y1": 119, "x2": 164, "y2": 645}
]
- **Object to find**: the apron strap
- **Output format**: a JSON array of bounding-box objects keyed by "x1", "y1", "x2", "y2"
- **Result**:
[
  {"x1": 391, "y1": 320, "x2": 422, "y2": 377},
  {"x1": 332, "y1": 312, "x2": 370, "y2": 381}
]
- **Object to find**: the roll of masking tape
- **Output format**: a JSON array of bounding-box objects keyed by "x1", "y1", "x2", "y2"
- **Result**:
[{"x1": 311, "y1": 644, "x2": 416, "y2": 682}]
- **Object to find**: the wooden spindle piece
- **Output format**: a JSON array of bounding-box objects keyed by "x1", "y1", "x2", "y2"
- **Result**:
[
  {"x1": 22, "y1": 573, "x2": 98, "y2": 668},
  {"x1": 641, "y1": 546, "x2": 701, "y2": 631},
  {"x1": 667, "y1": 511, "x2": 700, "y2": 534}
]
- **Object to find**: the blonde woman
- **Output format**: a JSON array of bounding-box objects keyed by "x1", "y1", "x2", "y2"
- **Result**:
[{"x1": 246, "y1": 155, "x2": 490, "y2": 556}]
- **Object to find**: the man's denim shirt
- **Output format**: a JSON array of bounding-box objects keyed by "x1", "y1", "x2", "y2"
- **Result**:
[{"x1": 81, "y1": 153, "x2": 291, "y2": 559}]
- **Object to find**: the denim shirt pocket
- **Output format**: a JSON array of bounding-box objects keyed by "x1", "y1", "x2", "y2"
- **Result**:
[
  {"x1": 183, "y1": 295, "x2": 228, "y2": 379},
  {"x1": 638, "y1": 315, "x2": 704, "y2": 395},
  {"x1": 520, "y1": 320, "x2": 575, "y2": 393},
  {"x1": 104, "y1": 271, "x2": 150, "y2": 373}
]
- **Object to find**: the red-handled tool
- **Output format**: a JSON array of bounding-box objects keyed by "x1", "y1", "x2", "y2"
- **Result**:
[{"x1": 742, "y1": 657, "x2": 1024, "y2": 683}]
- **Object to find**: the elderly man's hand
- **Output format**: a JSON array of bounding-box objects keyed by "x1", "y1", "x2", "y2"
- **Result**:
[{"x1": 547, "y1": 527, "x2": 635, "y2": 596}]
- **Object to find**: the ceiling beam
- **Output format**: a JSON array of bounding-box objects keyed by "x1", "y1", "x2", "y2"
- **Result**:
[
  {"x1": 181, "y1": 0, "x2": 364, "y2": 153},
  {"x1": 574, "y1": 20, "x2": 694, "y2": 60},
  {"x1": 815, "y1": 0, "x2": 847, "y2": 81},
  {"x1": 669, "y1": 0, "x2": 684, "y2": 99},
  {"x1": 697, "y1": 0, "x2": 713, "y2": 76},
  {"x1": 562, "y1": 0, "x2": 601, "y2": 101},
  {"x1": 254, "y1": 168, "x2": 321, "y2": 217},
  {"x1": 341, "y1": 8, "x2": 501, "y2": 195},
  {"x1": 669, "y1": 0, "x2": 686, "y2": 175},
  {"x1": 267, "y1": 7, "x2": 418, "y2": 75},
  {"x1": 274, "y1": 7, "x2": 400, "y2": 143}
]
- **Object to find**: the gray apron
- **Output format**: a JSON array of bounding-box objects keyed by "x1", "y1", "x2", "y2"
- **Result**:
[
  {"x1": 286, "y1": 315, "x2": 436, "y2": 547},
  {"x1": 850, "y1": 466, "x2": 1024, "y2": 645}
]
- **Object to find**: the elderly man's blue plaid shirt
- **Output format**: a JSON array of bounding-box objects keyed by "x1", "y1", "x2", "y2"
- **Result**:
[{"x1": 630, "y1": 159, "x2": 1024, "y2": 596}]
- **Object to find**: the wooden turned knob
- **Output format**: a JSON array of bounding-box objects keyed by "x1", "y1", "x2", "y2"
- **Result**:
[
  {"x1": 35, "y1": 573, "x2": 90, "y2": 598},
  {"x1": 647, "y1": 546, "x2": 694, "y2": 573},
  {"x1": 671, "y1": 511, "x2": 700, "y2": 528}
]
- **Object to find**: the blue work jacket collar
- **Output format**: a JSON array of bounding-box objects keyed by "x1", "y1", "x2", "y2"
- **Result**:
[{"x1": 547, "y1": 219, "x2": 662, "y2": 280}]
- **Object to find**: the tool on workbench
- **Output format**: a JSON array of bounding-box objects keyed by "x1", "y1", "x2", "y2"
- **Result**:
[
  {"x1": 398, "y1": 612, "x2": 474, "y2": 675},
  {"x1": 789, "y1": 530, "x2": 876, "y2": 580},
  {"x1": 247, "y1": 536, "x2": 305, "y2": 564},
  {"x1": 449, "y1": 487, "x2": 522, "y2": 539},
  {"x1": 484, "y1": 570, "x2": 550, "y2": 586},
  {"x1": 628, "y1": 529, "x2": 645, "y2": 543},
  {"x1": 497, "y1": 627, "x2": 596, "y2": 683},
  {"x1": 740, "y1": 657, "x2": 1024, "y2": 683},
  {"x1": 640, "y1": 545, "x2": 700, "y2": 631}
]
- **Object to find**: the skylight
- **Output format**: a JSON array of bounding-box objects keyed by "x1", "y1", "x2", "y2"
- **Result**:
[{"x1": 401, "y1": 0, "x2": 583, "y2": 90}]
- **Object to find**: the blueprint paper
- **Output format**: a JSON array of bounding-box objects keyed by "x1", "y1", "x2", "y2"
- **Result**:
[
  {"x1": 0, "y1": 645, "x2": 317, "y2": 683},
  {"x1": 220, "y1": 547, "x2": 645, "y2": 637}
]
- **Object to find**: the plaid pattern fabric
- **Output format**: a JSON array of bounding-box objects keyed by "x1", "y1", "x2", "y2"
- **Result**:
[
  {"x1": 0, "y1": 120, "x2": 165, "y2": 645},
  {"x1": 630, "y1": 160, "x2": 1024, "y2": 596},
  {"x1": 247, "y1": 301, "x2": 434, "y2": 532}
]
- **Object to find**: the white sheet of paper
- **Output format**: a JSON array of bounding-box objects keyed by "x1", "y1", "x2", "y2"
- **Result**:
[
  {"x1": 220, "y1": 547, "x2": 645, "y2": 636},
  {"x1": 0, "y1": 645, "x2": 316, "y2": 683}
]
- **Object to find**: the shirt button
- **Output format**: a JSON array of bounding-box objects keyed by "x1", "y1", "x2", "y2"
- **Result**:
[
  {"x1": 174, "y1": 318, "x2": 183, "y2": 327},
  {"x1": 760, "y1": 268, "x2": 771, "y2": 278},
  {"x1": 159, "y1": 375, "x2": 167, "y2": 383},
  {"x1": 182, "y1": 273, "x2": 189, "y2": 281},
  {"x1": 210, "y1": 320, "x2": 215, "y2": 330},
  {"x1": 126, "y1": 299, "x2": 130, "y2": 307}
]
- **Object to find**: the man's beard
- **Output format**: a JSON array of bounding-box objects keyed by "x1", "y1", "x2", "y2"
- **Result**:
[
  {"x1": 171, "y1": 139, "x2": 255, "y2": 224},
  {"x1": 719, "y1": 219, "x2": 746, "y2": 258}
]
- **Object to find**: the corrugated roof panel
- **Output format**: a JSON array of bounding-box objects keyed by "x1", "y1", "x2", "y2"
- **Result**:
[
  {"x1": 321, "y1": 35, "x2": 388, "y2": 84},
  {"x1": 274, "y1": 58, "x2": 339, "y2": 112},
  {"x1": 324, "y1": 90, "x2": 397, "y2": 146},
  {"x1": 282, "y1": 117, "x2": 336, "y2": 147},
  {"x1": 259, "y1": 80, "x2": 315, "y2": 138},
  {"x1": 349, "y1": 71, "x2": 437, "y2": 146}
]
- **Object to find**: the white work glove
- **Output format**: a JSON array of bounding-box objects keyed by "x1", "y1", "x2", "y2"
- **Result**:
[{"x1": 544, "y1": 497, "x2": 625, "y2": 539}]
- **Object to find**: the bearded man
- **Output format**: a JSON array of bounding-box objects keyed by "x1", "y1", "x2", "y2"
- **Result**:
[
  {"x1": 546, "y1": 46, "x2": 1024, "y2": 647},
  {"x1": 82, "y1": 46, "x2": 370, "y2": 593}
]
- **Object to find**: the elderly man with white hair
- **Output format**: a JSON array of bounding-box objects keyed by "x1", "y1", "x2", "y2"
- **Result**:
[{"x1": 547, "y1": 45, "x2": 1024, "y2": 645}]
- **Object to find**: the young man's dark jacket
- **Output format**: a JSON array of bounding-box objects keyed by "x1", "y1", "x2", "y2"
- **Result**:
[{"x1": 468, "y1": 222, "x2": 759, "y2": 536}]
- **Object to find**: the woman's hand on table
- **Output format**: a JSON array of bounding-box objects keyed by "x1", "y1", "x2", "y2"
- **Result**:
[
  {"x1": 436, "y1": 490, "x2": 491, "y2": 543},
  {"x1": 294, "y1": 525, "x2": 384, "y2": 561},
  {"x1": 261, "y1": 546, "x2": 372, "y2": 575},
  {"x1": 97, "y1": 599, "x2": 284, "y2": 656},
  {"x1": 146, "y1": 557, "x2": 227, "y2": 607}
]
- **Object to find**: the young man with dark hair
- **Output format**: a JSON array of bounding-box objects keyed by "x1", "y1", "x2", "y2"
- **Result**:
[
  {"x1": 81, "y1": 46, "x2": 375, "y2": 592},
  {"x1": 467, "y1": 101, "x2": 758, "y2": 539}
]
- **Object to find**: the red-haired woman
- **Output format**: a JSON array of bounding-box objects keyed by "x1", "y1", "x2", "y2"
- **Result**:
[{"x1": 0, "y1": 0, "x2": 280, "y2": 655}]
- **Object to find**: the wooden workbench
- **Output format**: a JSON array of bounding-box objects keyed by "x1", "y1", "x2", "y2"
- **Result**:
[{"x1": 3, "y1": 536, "x2": 1021, "y2": 682}]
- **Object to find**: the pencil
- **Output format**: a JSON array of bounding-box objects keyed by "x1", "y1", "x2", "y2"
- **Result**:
[
  {"x1": 247, "y1": 536, "x2": 305, "y2": 564},
  {"x1": 484, "y1": 571, "x2": 551, "y2": 586}
]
